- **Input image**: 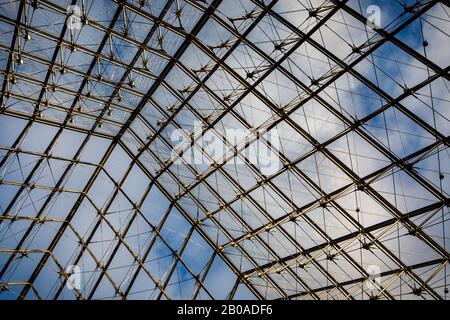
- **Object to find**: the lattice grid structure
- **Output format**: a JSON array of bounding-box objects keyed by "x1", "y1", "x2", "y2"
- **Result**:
[{"x1": 0, "y1": 0, "x2": 449, "y2": 300}]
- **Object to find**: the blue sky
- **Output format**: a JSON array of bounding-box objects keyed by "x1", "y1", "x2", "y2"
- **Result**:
[{"x1": 0, "y1": 0, "x2": 448, "y2": 300}]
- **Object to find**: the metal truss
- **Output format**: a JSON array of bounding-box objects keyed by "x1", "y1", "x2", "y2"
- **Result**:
[{"x1": 0, "y1": 0, "x2": 449, "y2": 300}]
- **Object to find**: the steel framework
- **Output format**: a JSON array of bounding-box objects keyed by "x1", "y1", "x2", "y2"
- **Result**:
[{"x1": 0, "y1": 0, "x2": 449, "y2": 300}]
